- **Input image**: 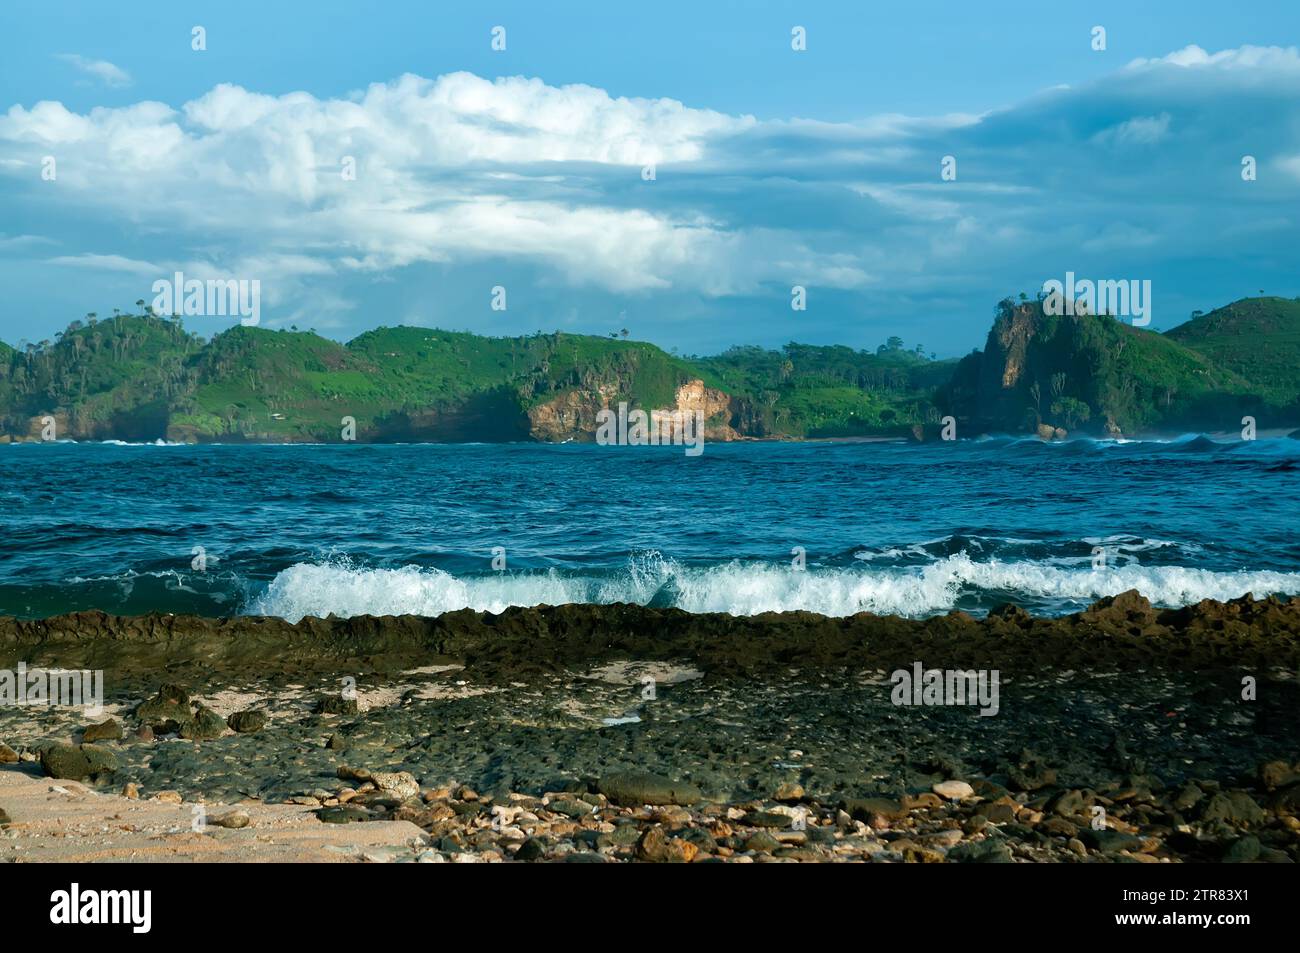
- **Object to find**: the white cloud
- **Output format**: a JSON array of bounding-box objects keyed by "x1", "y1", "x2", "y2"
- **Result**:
[
  {"x1": 1127, "y1": 44, "x2": 1300, "y2": 71},
  {"x1": 45, "y1": 253, "x2": 161, "y2": 276},
  {"x1": 2, "y1": 46, "x2": 1299, "y2": 342},
  {"x1": 1091, "y1": 113, "x2": 1172, "y2": 148},
  {"x1": 56, "y1": 54, "x2": 132, "y2": 88}
]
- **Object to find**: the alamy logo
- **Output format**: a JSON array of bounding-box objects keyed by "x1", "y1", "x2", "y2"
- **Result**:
[
  {"x1": 151, "y1": 271, "x2": 260, "y2": 326},
  {"x1": 1042, "y1": 271, "x2": 1151, "y2": 327},
  {"x1": 50, "y1": 883, "x2": 151, "y2": 934},
  {"x1": 595, "y1": 402, "x2": 705, "y2": 457},
  {"x1": 890, "y1": 662, "x2": 1000, "y2": 716},
  {"x1": 0, "y1": 663, "x2": 104, "y2": 716}
]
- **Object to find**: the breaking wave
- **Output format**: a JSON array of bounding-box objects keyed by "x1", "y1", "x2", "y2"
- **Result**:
[{"x1": 246, "y1": 553, "x2": 1300, "y2": 622}]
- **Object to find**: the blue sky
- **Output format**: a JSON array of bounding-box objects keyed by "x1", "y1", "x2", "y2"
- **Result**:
[{"x1": 2, "y1": 0, "x2": 1298, "y2": 355}]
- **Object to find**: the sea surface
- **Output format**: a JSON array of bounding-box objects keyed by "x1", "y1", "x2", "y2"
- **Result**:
[{"x1": 1, "y1": 436, "x2": 1297, "y2": 621}]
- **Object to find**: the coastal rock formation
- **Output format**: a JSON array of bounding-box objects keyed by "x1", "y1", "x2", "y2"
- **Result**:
[
  {"x1": 527, "y1": 378, "x2": 739, "y2": 443},
  {"x1": 939, "y1": 296, "x2": 1293, "y2": 436},
  {"x1": 2, "y1": 591, "x2": 1296, "y2": 681}
]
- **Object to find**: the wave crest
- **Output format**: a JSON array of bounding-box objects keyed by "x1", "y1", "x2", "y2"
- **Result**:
[{"x1": 246, "y1": 554, "x2": 1300, "y2": 622}]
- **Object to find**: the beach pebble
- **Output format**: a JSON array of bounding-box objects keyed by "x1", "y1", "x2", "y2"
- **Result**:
[
  {"x1": 774, "y1": 782, "x2": 805, "y2": 802},
  {"x1": 179, "y1": 704, "x2": 227, "y2": 741},
  {"x1": 371, "y1": 771, "x2": 420, "y2": 800},
  {"x1": 82, "y1": 719, "x2": 122, "y2": 743},
  {"x1": 40, "y1": 743, "x2": 117, "y2": 781},
  {"x1": 597, "y1": 771, "x2": 702, "y2": 807},
  {"x1": 933, "y1": 780, "x2": 974, "y2": 800},
  {"x1": 226, "y1": 710, "x2": 267, "y2": 733}
]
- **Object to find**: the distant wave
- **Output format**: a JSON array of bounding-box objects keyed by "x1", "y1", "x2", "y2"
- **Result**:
[{"x1": 245, "y1": 554, "x2": 1300, "y2": 622}]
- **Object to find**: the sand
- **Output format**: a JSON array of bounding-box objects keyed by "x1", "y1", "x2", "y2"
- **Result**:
[{"x1": 0, "y1": 765, "x2": 425, "y2": 863}]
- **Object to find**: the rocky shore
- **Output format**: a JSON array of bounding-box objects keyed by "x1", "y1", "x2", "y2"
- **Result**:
[
  {"x1": 1, "y1": 592, "x2": 1297, "y2": 862},
  {"x1": 2, "y1": 589, "x2": 1298, "y2": 679}
]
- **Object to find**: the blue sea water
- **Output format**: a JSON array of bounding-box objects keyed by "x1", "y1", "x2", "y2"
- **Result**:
[{"x1": 0, "y1": 436, "x2": 1297, "y2": 620}]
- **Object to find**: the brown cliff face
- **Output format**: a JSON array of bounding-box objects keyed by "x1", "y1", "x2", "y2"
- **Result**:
[
  {"x1": 942, "y1": 303, "x2": 1047, "y2": 435},
  {"x1": 526, "y1": 383, "x2": 620, "y2": 442},
  {"x1": 668, "y1": 380, "x2": 740, "y2": 440},
  {"x1": 989, "y1": 304, "x2": 1041, "y2": 392},
  {"x1": 527, "y1": 379, "x2": 740, "y2": 442}
]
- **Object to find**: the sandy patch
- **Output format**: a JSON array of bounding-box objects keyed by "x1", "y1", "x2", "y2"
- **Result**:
[
  {"x1": 582, "y1": 661, "x2": 703, "y2": 687},
  {"x1": 0, "y1": 766, "x2": 425, "y2": 863}
]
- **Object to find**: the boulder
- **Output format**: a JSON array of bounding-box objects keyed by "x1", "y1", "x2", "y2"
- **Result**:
[
  {"x1": 226, "y1": 709, "x2": 267, "y2": 734},
  {"x1": 40, "y1": 742, "x2": 117, "y2": 780},
  {"x1": 82, "y1": 718, "x2": 122, "y2": 743},
  {"x1": 179, "y1": 704, "x2": 227, "y2": 741},
  {"x1": 597, "y1": 772, "x2": 702, "y2": 806},
  {"x1": 370, "y1": 771, "x2": 420, "y2": 801}
]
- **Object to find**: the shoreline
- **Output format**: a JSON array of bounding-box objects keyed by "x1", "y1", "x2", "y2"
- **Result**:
[
  {"x1": 3, "y1": 591, "x2": 1298, "y2": 680},
  {"x1": 2, "y1": 591, "x2": 1297, "y2": 863},
  {"x1": 2, "y1": 428, "x2": 1298, "y2": 447}
]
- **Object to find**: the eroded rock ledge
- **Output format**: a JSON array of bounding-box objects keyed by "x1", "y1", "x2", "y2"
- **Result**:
[{"x1": 2, "y1": 590, "x2": 1297, "y2": 680}]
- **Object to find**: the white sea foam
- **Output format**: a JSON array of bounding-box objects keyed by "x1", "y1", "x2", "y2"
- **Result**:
[{"x1": 246, "y1": 554, "x2": 1300, "y2": 622}]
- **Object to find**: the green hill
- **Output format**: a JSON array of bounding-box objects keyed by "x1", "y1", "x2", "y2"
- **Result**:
[
  {"x1": 1166, "y1": 297, "x2": 1300, "y2": 408},
  {"x1": 940, "y1": 296, "x2": 1271, "y2": 436},
  {"x1": 693, "y1": 342, "x2": 956, "y2": 437},
  {"x1": 2, "y1": 296, "x2": 1297, "y2": 443},
  {"x1": 0, "y1": 309, "x2": 948, "y2": 442}
]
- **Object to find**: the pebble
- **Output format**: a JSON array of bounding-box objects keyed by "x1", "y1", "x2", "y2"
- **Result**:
[
  {"x1": 933, "y1": 780, "x2": 975, "y2": 800},
  {"x1": 774, "y1": 782, "x2": 805, "y2": 802},
  {"x1": 211, "y1": 811, "x2": 251, "y2": 830},
  {"x1": 370, "y1": 771, "x2": 420, "y2": 800},
  {"x1": 82, "y1": 719, "x2": 122, "y2": 743}
]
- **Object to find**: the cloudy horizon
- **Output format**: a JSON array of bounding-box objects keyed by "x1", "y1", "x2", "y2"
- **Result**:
[{"x1": 2, "y1": 2, "x2": 1298, "y2": 356}]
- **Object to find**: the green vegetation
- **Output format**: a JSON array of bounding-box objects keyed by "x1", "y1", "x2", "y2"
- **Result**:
[
  {"x1": 693, "y1": 342, "x2": 955, "y2": 437},
  {"x1": 1165, "y1": 296, "x2": 1300, "y2": 407},
  {"x1": 940, "y1": 295, "x2": 1293, "y2": 435},
  {"x1": 1, "y1": 296, "x2": 1296, "y2": 442}
]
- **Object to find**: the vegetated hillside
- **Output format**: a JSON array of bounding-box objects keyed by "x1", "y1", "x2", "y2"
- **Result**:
[
  {"x1": 1165, "y1": 296, "x2": 1300, "y2": 409},
  {"x1": 0, "y1": 311, "x2": 205, "y2": 440},
  {"x1": 939, "y1": 296, "x2": 1271, "y2": 436},
  {"x1": 0, "y1": 308, "x2": 949, "y2": 443},
  {"x1": 693, "y1": 342, "x2": 955, "y2": 437},
  {"x1": 4, "y1": 295, "x2": 1295, "y2": 443}
]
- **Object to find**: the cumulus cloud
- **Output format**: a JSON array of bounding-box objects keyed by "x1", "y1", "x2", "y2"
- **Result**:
[{"x1": 2, "y1": 47, "x2": 1300, "y2": 346}]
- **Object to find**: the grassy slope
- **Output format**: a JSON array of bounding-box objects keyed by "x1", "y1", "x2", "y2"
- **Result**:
[
  {"x1": 1166, "y1": 297, "x2": 1300, "y2": 407},
  {"x1": 175, "y1": 327, "x2": 720, "y2": 438},
  {"x1": 1049, "y1": 314, "x2": 1250, "y2": 432},
  {"x1": 939, "y1": 302, "x2": 1260, "y2": 435},
  {"x1": 694, "y1": 343, "x2": 954, "y2": 436}
]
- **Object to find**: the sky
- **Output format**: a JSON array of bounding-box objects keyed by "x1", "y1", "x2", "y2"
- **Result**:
[{"x1": 1, "y1": 0, "x2": 1298, "y2": 356}]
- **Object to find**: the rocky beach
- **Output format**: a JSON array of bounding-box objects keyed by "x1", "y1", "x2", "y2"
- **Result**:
[{"x1": 2, "y1": 592, "x2": 1297, "y2": 863}]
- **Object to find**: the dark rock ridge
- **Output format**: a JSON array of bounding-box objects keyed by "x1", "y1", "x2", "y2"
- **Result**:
[{"x1": 1, "y1": 590, "x2": 1297, "y2": 681}]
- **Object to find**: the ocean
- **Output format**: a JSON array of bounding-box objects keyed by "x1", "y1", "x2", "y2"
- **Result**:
[{"x1": 1, "y1": 435, "x2": 1297, "y2": 621}]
